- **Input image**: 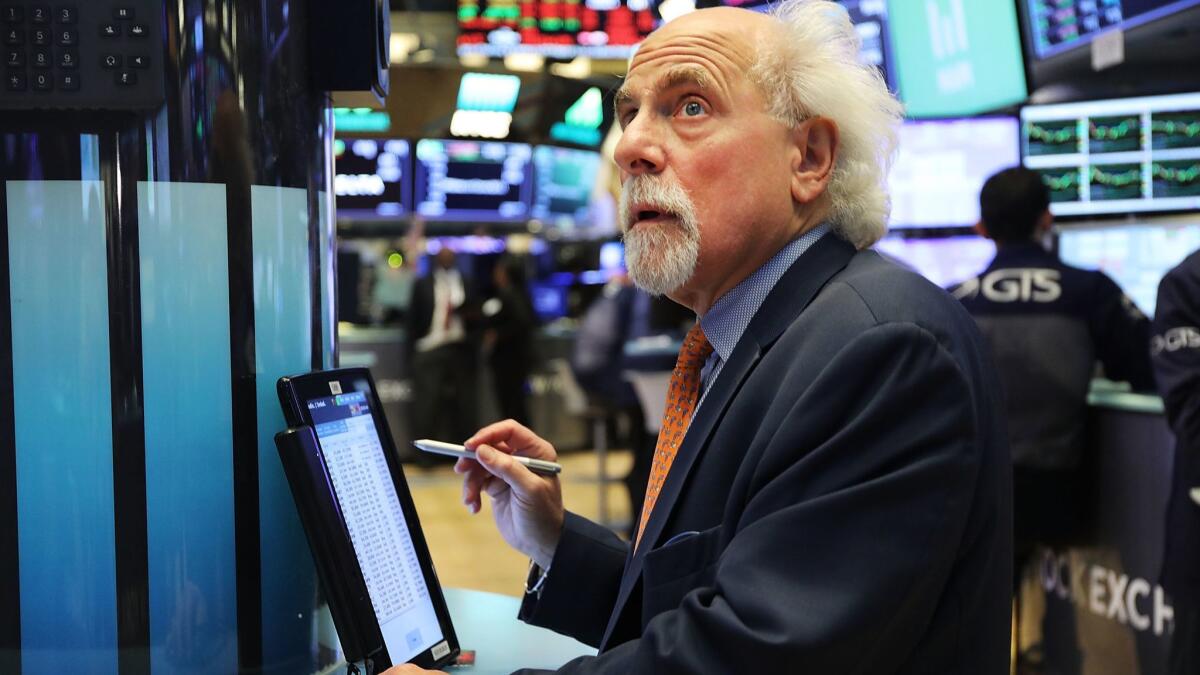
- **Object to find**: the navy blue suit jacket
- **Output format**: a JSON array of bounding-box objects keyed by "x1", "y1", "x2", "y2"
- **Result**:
[
  {"x1": 1153, "y1": 250, "x2": 1200, "y2": 601},
  {"x1": 517, "y1": 234, "x2": 1012, "y2": 673}
]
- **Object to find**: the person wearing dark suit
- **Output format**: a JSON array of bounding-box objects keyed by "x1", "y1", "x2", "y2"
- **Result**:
[
  {"x1": 385, "y1": 1, "x2": 1011, "y2": 672},
  {"x1": 1151, "y1": 250, "x2": 1200, "y2": 675},
  {"x1": 484, "y1": 255, "x2": 538, "y2": 426},
  {"x1": 405, "y1": 246, "x2": 480, "y2": 449}
]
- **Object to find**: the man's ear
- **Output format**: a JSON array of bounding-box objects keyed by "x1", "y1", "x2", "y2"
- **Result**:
[{"x1": 790, "y1": 117, "x2": 839, "y2": 205}]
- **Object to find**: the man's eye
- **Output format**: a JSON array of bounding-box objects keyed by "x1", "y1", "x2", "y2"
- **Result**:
[{"x1": 683, "y1": 101, "x2": 704, "y2": 117}]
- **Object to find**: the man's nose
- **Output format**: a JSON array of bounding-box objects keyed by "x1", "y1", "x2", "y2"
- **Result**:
[{"x1": 613, "y1": 115, "x2": 666, "y2": 176}]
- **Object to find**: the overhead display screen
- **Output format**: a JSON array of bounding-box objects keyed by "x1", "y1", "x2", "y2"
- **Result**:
[
  {"x1": 456, "y1": 0, "x2": 658, "y2": 58},
  {"x1": 1024, "y1": 0, "x2": 1200, "y2": 59},
  {"x1": 722, "y1": 0, "x2": 896, "y2": 91},
  {"x1": 1057, "y1": 222, "x2": 1200, "y2": 315},
  {"x1": 531, "y1": 146, "x2": 602, "y2": 226},
  {"x1": 1021, "y1": 91, "x2": 1200, "y2": 218},
  {"x1": 414, "y1": 139, "x2": 533, "y2": 222},
  {"x1": 888, "y1": 117, "x2": 1020, "y2": 229},
  {"x1": 886, "y1": 0, "x2": 1028, "y2": 117},
  {"x1": 334, "y1": 139, "x2": 411, "y2": 220},
  {"x1": 874, "y1": 235, "x2": 996, "y2": 288}
]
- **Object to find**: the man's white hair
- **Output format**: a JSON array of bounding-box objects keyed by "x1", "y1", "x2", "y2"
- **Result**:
[{"x1": 751, "y1": 0, "x2": 903, "y2": 250}]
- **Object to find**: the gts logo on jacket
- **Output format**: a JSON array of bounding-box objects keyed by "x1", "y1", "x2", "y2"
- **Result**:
[
  {"x1": 1152, "y1": 326, "x2": 1200, "y2": 355},
  {"x1": 953, "y1": 268, "x2": 1062, "y2": 303}
]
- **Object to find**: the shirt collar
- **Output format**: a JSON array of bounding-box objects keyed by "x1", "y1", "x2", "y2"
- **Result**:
[{"x1": 699, "y1": 223, "x2": 831, "y2": 364}]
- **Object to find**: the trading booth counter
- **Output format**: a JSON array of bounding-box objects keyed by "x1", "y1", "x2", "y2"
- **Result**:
[{"x1": 1031, "y1": 381, "x2": 1177, "y2": 675}]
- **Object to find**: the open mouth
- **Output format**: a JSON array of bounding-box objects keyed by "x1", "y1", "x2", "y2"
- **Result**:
[{"x1": 629, "y1": 204, "x2": 675, "y2": 227}]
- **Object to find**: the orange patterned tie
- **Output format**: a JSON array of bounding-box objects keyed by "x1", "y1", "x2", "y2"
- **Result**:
[{"x1": 635, "y1": 322, "x2": 713, "y2": 548}]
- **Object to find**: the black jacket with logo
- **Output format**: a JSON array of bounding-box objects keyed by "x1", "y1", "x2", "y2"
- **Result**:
[
  {"x1": 952, "y1": 243, "x2": 1155, "y2": 470},
  {"x1": 1152, "y1": 250, "x2": 1200, "y2": 600}
]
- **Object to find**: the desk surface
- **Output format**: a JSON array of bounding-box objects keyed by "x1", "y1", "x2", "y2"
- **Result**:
[{"x1": 444, "y1": 587, "x2": 595, "y2": 674}]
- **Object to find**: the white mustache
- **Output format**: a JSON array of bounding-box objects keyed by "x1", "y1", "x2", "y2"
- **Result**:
[{"x1": 619, "y1": 175, "x2": 697, "y2": 232}]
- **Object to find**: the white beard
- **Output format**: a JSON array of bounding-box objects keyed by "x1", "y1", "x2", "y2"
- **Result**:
[{"x1": 619, "y1": 175, "x2": 701, "y2": 296}]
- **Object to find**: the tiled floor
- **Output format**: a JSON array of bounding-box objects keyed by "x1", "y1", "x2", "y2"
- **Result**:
[{"x1": 409, "y1": 449, "x2": 635, "y2": 596}]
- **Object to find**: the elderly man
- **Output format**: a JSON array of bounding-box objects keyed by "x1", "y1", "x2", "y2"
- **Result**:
[{"x1": 389, "y1": 0, "x2": 1011, "y2": 672}]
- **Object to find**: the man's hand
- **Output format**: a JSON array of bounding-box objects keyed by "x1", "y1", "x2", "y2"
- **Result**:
[
  {"x1": 458, "y1": 419, "x2": 565, "y2": 569},
  {"x1": 378, "y1": 665, "x2": 442, "y2": 674}
]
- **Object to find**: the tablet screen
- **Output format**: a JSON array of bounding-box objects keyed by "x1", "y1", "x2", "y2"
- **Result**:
[{"x1": 306, "y1": 391, "x2": 446, "y2": 663}]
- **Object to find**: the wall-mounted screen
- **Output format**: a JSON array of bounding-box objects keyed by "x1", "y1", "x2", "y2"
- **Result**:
[
  {"x1": 334, "y1": 139, "x2": 411, "y2": 220},
  {"x1": 457, "y1": 0, "x2": 658, "y2": 59},
  {"x1": 531, "y1": 146, "x2": 602, "y2": 225},
  {"x1": 413, "y1": 139, "x2": 533, "y2": 222},
  {"x1": 886, "y1": 0, "x2": 1027, "y2": 117},
  {"x1": 889, "y1": 117, "x2": 1020, "y2": 229},
  {"x1": 720, "y1": 0, "x2": 896, "y2": 91},
  {"x1": 874, "y1": 235, "x2": 996, "y2": 288},
  {"x1": 1057, "y1": 222, "x2": 1200, "y2": 315},
  {"x1": 1021, "y1": 91, "x2": 1200, "y2": 218},
  {"x1": 1024, "y1": 0, "x2": 1200, "y2": 60}
]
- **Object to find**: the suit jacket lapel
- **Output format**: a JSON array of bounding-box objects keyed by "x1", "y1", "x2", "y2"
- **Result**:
[{"x1": 599, "y1": 234, "x2": 857, "y2": 649}]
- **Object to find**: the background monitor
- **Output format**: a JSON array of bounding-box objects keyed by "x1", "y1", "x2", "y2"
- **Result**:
[
  {"x1": 889, "y1": 117, "x2": 1020, "y2": 229},
  {"x1": 873, "y1": 235, "x2": 996, "y2": 288},
  {"x1": 886, "y1": 0, "x2": 1028, "y2": 117},
  {"x1": 532, "y1": 146, "x2": 603, "y2": 225},
  {"x1": 1021, "y1": 91, "x2": 1200, "y2": 218},
  {"x1": 1056, "y1": 222, "x2": 1200, "y2": 315},
  {"x1": 598, "y1": 241, "x2": 625, "y2": 272},
  {"x1": 456, "y1": 0, "x2": 659, "y2": 59},
  {"x1": 528, "y1": 282, "x2": 569, "y2": 322},
  {"x1": 334, "y1": 139, "x2": 411, "y2": 220},
  {"x1": 716, "y1": 0, "x2": 897, "y2": 91},
  {"x1": 413, "y1": 139, "x2": 534, "y2": 222},
  {"x1": 1023, "y1": 0, "x2": 1200, "y2": 60}
]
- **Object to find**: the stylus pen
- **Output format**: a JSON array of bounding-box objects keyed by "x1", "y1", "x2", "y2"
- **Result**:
[{"x1": 413, "y1": 439, "x2": 563, "y2": 476}]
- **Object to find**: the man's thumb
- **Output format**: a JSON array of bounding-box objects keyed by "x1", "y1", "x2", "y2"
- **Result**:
[{"x1": 475, "y1": 444, "x2": 536, "y2": 490}]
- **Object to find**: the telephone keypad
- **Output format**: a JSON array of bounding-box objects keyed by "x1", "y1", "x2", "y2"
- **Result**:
[{"x1": 1, "y1": 0, "x2": 164, "y2": 109}]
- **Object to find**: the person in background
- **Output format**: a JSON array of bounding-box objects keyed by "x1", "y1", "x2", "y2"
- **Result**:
[
  {"x1": 483, "y1": 255, "x2": 538, "y2": 426},
  {"x1": 952, "y1": 166, "x2": 1156, "y2": 664},
  {"x1": 1151, "y1": 249, "x2": 1200, "y2": 675},
  {"x1": 370, "y1": 240, "x2": 416, "y2": 324},
  {"x1": 571, "y1": 274, "x2": 684, "y2": 538},
  {"x1": 390, "y1": 0, "x2": 1011, "y2": 671},
  {"x1": 405, "y1": 246, "x2": 480, "y2": 454}
]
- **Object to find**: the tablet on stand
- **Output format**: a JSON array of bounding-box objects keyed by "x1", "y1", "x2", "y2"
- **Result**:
[{"x1": 275, "y1": 367, "x2": 460, "y2": 672}]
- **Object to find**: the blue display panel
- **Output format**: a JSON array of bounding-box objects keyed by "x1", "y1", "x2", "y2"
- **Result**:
[
  {"x1": 889, "y1": 117, "x2": 1020, "y2": 229},
  {"x1": 251, "y1": 186, "x2": 318, "y2": 671},
  {"x1": 531, "y1": 146, "x2": 602, "y2": 226},
  {"x1": 1021, "y1": 92, "x2": 1200, "y2": 218},
  {"x1": 1057, "y1": 222, "x2": 1200, "y2": 315},
  {"x1": 6, "y1": 180, "x2": 117, "y2": 675},
  {"x1": 414, "y1": 139, "x2": 533, "y2": 222},
  {"x1": 1024, "y1": 0, "x2": 1200, "y2": 59},
  {"x1": 529, "y1": 282, "x2": 569, "y2": 322},
  {"x1": 319, "y1": 190, "x2": 335, "y2": 369},
  {"x1": 334, "y1": 139, "x2": 411, "y2": 220},
  {"x1": 138, "y1": 182, "x2": 238, "y2": 675},
  {"x1": 874, "y1": 235, "x2": 996, "y2": 288}
]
